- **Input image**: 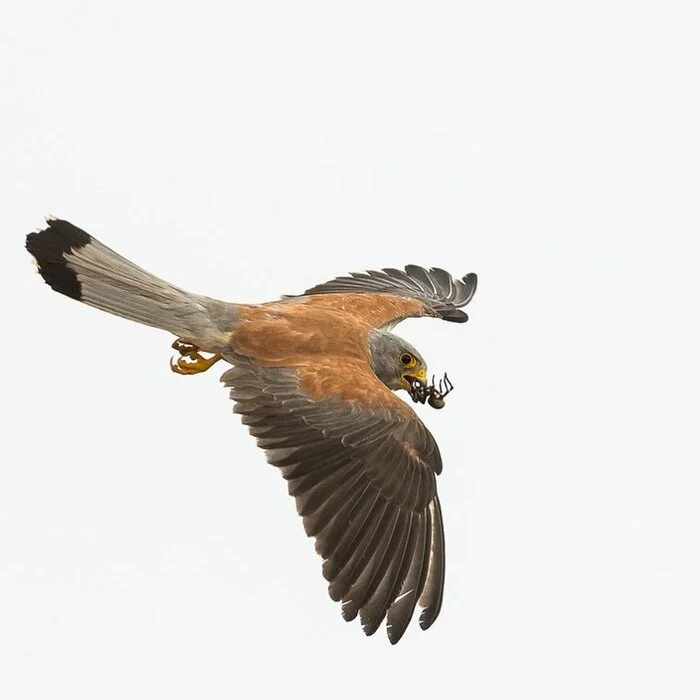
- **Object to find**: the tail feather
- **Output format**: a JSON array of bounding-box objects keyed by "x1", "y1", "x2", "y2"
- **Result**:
[{"x1": 26, "y1": 217, "x2": 237, "y2": 353}]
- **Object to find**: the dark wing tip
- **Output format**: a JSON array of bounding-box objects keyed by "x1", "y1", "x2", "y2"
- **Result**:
[
  {"x1": 400, "y1": 266, "x2": 477, "y2": 323},
  {"x1": 438, "y1": 308, "x2": 469, "y2": 323},
  {"x1": 417, "y1": 498, "x2": 445, "y2": 632},
  {"x1": 461, "y1": 272, "x2": 478, "y2": 306},
  {"x1": 26, "y1": 218, "x2": 91, "y2": 300},
  {"x1": 387, "y1": 628, "x2": 402, "y2": 645}
]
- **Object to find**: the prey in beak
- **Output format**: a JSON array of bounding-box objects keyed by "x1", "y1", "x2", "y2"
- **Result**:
[
  {"x1": 402, "y1": 366, "x2": 428, "y2": 392},
  {"x1": 405, "y1": 372, "x2": 454, "y2": 409}
]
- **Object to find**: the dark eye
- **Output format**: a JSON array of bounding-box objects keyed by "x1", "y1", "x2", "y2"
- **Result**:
[{"x1": 401, "y1": 353, "x2": 413, "y2": 366}]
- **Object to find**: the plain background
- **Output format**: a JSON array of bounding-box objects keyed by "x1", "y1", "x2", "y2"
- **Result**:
[{"x1": 2, "y1": 1, "x2": 699, "y2": 698}]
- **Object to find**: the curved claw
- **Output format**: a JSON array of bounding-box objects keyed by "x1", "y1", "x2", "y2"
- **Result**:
[{"x1": 170, "y1": 338, "x2": 222, "y2": 375}]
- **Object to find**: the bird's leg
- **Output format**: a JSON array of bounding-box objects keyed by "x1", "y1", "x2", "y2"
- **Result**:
[{"x1": 170, "y1": 338, "x2": 222, "y2": 375}]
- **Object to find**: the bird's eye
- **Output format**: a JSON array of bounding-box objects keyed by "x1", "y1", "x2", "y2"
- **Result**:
[{"x1": 400, "y1": 353, "x2": 414, "y2": 366}]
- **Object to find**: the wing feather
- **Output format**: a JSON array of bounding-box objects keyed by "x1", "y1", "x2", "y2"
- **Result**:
[
  {"x1": 312, "y1": 482, "x2": 372, "y2": 552},
  {"x1": 340, "y1": 507, "x2": 404, "y2": 622},
  {"x1": 330, "y1": 498, "x2": 391, "y2": 604},
  {"x1": 386, "y1": 511, "x2": 431, "y2": 644},
  {"x1": 221, "y1": 352, "x2": 447, "y2": 642},
  {"x1": 321, "y1": 490, "x2": 381, "y2": 581},
  {"x1": 360, "y1": 510, "x2": 415, "y2": 636},
  {"x1": 285, "y1": 266, "x2": 477, "y2": 324},
  {"x1": 418, "y1": 498, "x2": 446, "y2": 630}
]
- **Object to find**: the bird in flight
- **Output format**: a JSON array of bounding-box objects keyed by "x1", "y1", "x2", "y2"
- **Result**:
[{"x1": 26, "y1": 217, "x2": 477, "y2": 644}]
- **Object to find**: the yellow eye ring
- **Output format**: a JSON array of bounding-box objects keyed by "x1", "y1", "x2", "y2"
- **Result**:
[{"x1": 400, "y1": 353, "x2": 415, "y2": 367}]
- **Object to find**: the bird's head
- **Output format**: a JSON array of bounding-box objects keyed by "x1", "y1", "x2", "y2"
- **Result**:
[{"x1": 368, "y1": 330, "x2": 428, "y2": 396}]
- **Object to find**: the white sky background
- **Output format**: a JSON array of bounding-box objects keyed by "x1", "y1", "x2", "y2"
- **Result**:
[{"x1": 2, "y1": 1, "x2": 699, "y2": 698}]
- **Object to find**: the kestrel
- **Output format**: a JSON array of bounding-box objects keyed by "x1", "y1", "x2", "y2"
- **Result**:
[{"x1": 26, "y1": 217, "x2": 477, "y2": 644}]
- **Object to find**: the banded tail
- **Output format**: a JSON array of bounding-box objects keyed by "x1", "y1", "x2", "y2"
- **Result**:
[{"x1": 26, "y1": 217, "x2": 237, "y2": 353}]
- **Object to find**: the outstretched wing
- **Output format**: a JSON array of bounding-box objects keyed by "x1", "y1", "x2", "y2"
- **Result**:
[
  {"x1": 221, "y1": 351, "x2": 446, "y2": 644},
  {"x1": 287, "y1": 266, "x2": 477, "y2": 323}
]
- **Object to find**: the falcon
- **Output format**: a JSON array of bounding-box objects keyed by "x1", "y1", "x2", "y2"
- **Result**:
[{"x1": 25, "y1": 217, "x2": 477, "y2": 644}]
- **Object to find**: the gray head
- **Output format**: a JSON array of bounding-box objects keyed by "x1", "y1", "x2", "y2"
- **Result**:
[{"x1": 367, "y1": 329, "x2": 428, "y2": 393}]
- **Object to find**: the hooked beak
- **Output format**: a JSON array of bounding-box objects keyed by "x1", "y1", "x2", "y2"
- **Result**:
[{"x1": 401, "y1": 367, "x2": 428, "y2": 393}]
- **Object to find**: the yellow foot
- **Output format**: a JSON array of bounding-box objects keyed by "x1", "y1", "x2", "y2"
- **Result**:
[{"x1": 170, "y1": 338, "x2": 222, "y2": 375}]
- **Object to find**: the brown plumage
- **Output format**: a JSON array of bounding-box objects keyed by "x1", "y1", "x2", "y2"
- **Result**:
[
  {"x1": 232, "y1": 298, "x2": 424, "y2": 412},
  {"x1": 25, "y1": 217, "x2": 477, "y2": 643}
]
